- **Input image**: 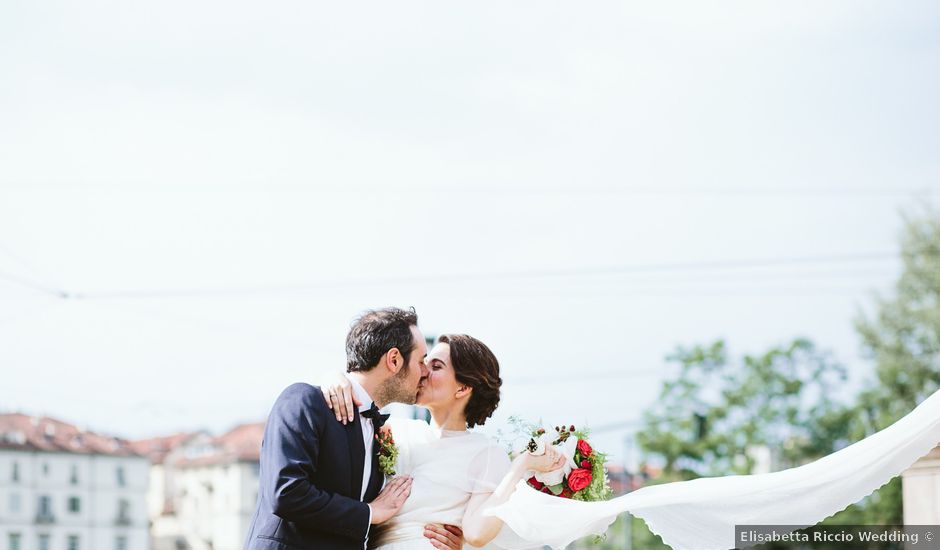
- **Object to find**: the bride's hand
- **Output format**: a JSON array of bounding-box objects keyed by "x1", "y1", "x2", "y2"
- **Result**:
[
  {"x1": 522, "y1": 445, "x2": 567, "y2": 473},
  {"x1": 322, "y1": 374, "x2": 361, "y2": 424}
]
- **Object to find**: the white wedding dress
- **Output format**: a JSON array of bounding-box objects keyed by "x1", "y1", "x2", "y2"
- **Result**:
[
  {"x1": 374, "y1": 388, "x2": 940, "y2": 550},
  {"x1": 370, "y1": 418, "x2": 513, "y2": 550}
]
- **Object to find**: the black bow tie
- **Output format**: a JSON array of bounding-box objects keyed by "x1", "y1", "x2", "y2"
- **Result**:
[{"x1": 360, "y1": 403, "x2": 390, "y2": 430}]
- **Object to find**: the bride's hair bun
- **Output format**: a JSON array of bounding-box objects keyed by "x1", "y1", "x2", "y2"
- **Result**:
[{"x1": 437, "y1": 334, "x2": 502, "y2": 428}]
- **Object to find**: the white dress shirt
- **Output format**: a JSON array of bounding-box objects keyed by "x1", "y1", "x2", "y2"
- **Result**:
[
  {"x1": 343, "y1": 373, "x2": 377, "y2": 547},
  {"x1": 344, "y1": 372, "x2": 376, "y2": 500}
]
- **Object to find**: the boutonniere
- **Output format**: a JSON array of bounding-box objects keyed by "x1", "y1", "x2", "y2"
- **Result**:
[{"x1": 375, "y1": 425, "x2": 399, "y2": 477}]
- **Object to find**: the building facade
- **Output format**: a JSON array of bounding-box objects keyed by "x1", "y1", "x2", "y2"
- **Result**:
[
  {"x1": 133, "y1": 423, "x2": 263, "y2": 550},
  {"x1": 902, "y1": 443, "x2": 940, "y2": 523},
  {"x1": 0, "y1": 414, "x2": 149, "y2": 550}
]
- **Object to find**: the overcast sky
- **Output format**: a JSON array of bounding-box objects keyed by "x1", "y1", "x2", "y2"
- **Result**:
[{"x1": 1, "y1": 0, "x2": 939, "y2": 458}]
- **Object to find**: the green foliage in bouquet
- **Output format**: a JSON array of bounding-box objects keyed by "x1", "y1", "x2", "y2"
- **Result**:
[
  {"x1": 571, "y1": 453, "x2": 613, "y2": 502},
  {"x1": 571, "y1": 428, "x2": 613, "y2": 503}
]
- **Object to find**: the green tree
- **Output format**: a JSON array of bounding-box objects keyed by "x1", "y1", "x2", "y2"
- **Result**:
[
  {"x1": 855, "y1": 211, "x2": 940, "y2": 426},
  {"x1": 628, "y1": 338, "x2": 856, "y2": 548},
  {"x1": 636, "y1": 338, "x2": 850, "y2": 481},
  {"x1": 632, "y1": 211, "x2": 940, "y2": 534},
  {"x1": 846, "y1": 210, "x2": 940, "y2": 522}
]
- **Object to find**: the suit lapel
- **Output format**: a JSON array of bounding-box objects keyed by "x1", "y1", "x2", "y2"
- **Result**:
[
  {"x1": 346, "y1": 414, "x2": 366, "y2": 500},
  {"x1": 366, "y1": 447, "x2": 383, "y2": 501}
]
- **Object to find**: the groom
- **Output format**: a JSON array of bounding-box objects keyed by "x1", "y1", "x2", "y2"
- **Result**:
[{"x1": 244, "y1": 307, "x2": 462, "y2": 550}]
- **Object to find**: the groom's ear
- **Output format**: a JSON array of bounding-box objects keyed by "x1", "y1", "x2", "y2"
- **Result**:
[{"x1": 384, "y1": 347, "x2": 404, "y2": 374}]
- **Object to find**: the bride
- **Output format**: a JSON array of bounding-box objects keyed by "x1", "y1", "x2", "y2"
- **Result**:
[
  {"x1": 327, "y1": 334, "x2": 940, "y2": 550},
  {"x1": 327, "y1": 333, "x2": 555, "y2": 549}
]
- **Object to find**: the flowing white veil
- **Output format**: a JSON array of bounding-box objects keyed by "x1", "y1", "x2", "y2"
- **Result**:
[{"x1": 484, "y1": 387, "x2": 940, "y2": 550}]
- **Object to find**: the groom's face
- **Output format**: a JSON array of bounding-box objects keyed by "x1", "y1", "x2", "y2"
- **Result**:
[{"x1": 390, "y1": 325, "x2": 429, "y2": 404}]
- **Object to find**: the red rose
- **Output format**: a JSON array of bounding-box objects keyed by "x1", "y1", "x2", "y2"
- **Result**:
[
  {"x1": 576, "y1": 439, "x2": 593, "y2": 458},
  {"x1": 581, "y1": 460, "x2": 591, "y2": 469},
  {"x1": 527, "y1": 476, "x2": 544, "y2": 491},
  {"x1": 567, "y1": 468, "x2": 593, "y2": 493},
  {"x1": 560, "y1": 487, "x2": 572, "y2": 499}
]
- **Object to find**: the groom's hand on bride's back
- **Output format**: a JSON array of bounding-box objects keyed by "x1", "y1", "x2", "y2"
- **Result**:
[{"x1": 368, "y1": 476, "x2": 413, "y2": 524}]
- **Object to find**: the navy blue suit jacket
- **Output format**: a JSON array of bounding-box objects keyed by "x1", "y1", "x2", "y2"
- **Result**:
[{"x1": 244, "y1": 383, "x2": 384, "y2": 550}]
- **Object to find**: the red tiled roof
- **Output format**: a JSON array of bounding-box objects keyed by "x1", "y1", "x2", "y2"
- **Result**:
[
  {"x1": 216, "y1": 422, "x2": 264, "y2": 462},
  {"x1": 605, "y1": 464, "x2": 664, "y2": 494},
  {"x1": 132, "y1": 421, "x2": 265, "y2": 469},
  {"x1": 128, "y1": 432, "x2": 200, "y2": 464},
  {"x1": 0, "y1": 413, "x2": 142, "y2": 457}
]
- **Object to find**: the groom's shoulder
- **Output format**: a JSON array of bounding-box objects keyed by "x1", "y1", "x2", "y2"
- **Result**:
[{"x1": 275, "y1": 382, "x2": 328, "y2": 411}]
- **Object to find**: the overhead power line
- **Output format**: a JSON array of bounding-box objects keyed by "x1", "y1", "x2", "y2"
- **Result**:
[
  {"x1": 0, "y1": 242, "x2": 68, "y2": 297},
  {"x1": 65, "y1": 251, "x2": 900, "y2": 300},
  {"x1": 3, "y1": 183, "x2": 940, "y2": 196},
  {"x1": 0, "y1": 251, "x2": 905, "y2": 300},
  {"x1": 0, "y1": 270, "x2": 68, "y2": 298},
  {"x1": 507, "y1": 367, "x2": 663, "y2": 386},
  {"x1": 588, "y1": 420, "x2": 645, "y2": 433}
]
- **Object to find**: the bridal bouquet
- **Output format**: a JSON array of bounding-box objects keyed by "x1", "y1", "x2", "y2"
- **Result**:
[{"x1": 523, "y1": 424, "x2": 612, "y2": 502}]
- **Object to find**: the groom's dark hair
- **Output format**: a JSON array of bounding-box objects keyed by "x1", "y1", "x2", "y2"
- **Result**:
[{"x1": 346, "y1": 307, "x2": 419, "y2": 372}]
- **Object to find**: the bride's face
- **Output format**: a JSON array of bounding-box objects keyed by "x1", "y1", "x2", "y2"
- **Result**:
[{"x1": 416, "y1": 343, "x2": 465, "y2": 410}]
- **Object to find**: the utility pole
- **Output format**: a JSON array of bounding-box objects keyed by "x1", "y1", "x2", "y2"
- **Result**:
[{"x1": 623, "y1": 433, "x2": 634, "y2": 550}]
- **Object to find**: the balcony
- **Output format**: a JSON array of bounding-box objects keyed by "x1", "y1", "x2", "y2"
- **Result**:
[{"x1": 35, "y1": 511, "x2": 56, "y2": 524}]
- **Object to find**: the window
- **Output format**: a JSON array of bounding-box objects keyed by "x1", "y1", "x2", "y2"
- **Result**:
[
  {"x1": 42, "y1": 463, "x2": 49, "y2": 477},
  {"x1": 9, "y1": 492, "x2": 21, "y2": 513},
  {"x1": 115, "y1": 536, "x2": 127, "y2": 550},
  {"x1": 116, "y1": 466, "x2": 125, "y2": 487},
  {"x1": 11, "y1": 461, "x2": 19, "y2": 482},
  {"x1": 36, "y1": 495, "x2": 54, "y2": 524},
  {"x1": 38, "y1": 495, "x2": 52, "y2": 516},
  {"x1": 38, "y1": 535, "x2": 50, "y2": 550},
  {"x1": 68, "y1": 496, "x2": 81, "y2": 513},
  {"x1": 8, "y1": 534, "x2": 21, "y2": 550},
  {"x1": 67, "y1": 535, "x2": 79, "y2": 550},
  {"x1": 117, "y1": 498, "x2": 131, "y2": 525},
  {"x1": 70, "y1": 464, "x2": 79, "y2": 485}
]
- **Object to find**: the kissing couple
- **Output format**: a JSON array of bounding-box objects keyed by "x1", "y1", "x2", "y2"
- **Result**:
[
  {"x1": 244, "y1": 307, "x2": 940, "y2": 550},
  {"x1": 244, "y1": 307, "x2": 564, "y2": 550}
]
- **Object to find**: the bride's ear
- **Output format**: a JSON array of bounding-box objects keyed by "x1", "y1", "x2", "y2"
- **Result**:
[{"x1": 455, "y1": 385, "x2": 472, "y2": 399}]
